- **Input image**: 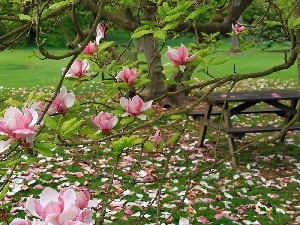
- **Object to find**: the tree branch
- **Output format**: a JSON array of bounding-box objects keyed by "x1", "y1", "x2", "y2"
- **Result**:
[{"x1": 81, "y1": 0, "x2": 138, "y2": 32}]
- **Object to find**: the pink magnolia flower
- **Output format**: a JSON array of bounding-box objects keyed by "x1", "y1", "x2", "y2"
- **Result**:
[
  {"x1": 65, "y1": 59, "x2": 91, "y2": 78},
  {"x1": 116, "y1": 68, "x2": 138, "y2": 85},
  {"x1": 165, "y1": 44, "x2": 197, "y2": 72},
  {"x1": 96, "y1": 23, "x2": 105, "y2": 45},
  {"x1": 179, "y1": 218, "x2": 191, "y2": 225},
  {"x1": 0, "y1": 106, "x2": 39, "y2": 152},
  {"x1": 197, "y1": 216, "x2": 209, "y2": 224},
  {"x1": 214, "y1": 213, "x2": 223, "y2": 219},
  {"x1": 120, "y1": 95, "x2": 152, "y2": 120},
  {"x1": 25, "y1": 187, "x2": 97, "y2": 225},
  {"x1": 83, "y1": 42, "x2": 97, "y2": 55},
  {"x1": 153, "y1": 130, "x2": 161, "y2": 146},
  {"x1": 47, "y1": 86, "x2": 75, "y2": 115},
  {"x1": 91, "y1": 111, "x2": 118, "y2": 133},
  {"x1": 9, "y1": 218, "x2": 32, "y2": 225},
  {"x1": 232, "y1": 23, "x2": 246, "y2": 34}
]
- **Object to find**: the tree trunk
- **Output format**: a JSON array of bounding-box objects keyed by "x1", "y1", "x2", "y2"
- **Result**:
[
  {"x1": 140, "y1": 0, "x2": 168, "y2": 104},
  {"x1": 140, "y1": 35, "x2": 167, "y2": 102}
]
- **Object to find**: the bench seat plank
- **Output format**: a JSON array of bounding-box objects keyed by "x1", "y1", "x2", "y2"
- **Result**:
[
  {"x1": 223, "y1": 124, "x2": 300, "y2": 134},
  {"x1": 190, "y1": 108, "x2": 285, "y2": 117}
]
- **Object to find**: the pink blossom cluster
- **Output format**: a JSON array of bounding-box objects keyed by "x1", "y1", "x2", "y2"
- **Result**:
[
  {"x1": 65, "y1": 23, "x2": 105, "y2": 78},
  {"x1": 83, "y1": 23, "x2": 105, "y2": 55},
  {"x1": 232, "y1": 23, "x2": 246, "y2": 34},
  {"x1": 116, "y1": 68, "x2": 138, "y2": 85},
  {"x1": 9, "y1": 187, "x2": 98, "y2": 225},
  {"x1": 47, "y1": 86, "x2": 75, "y2": 115},
  {"x1": 0, "y1": 106, "x2": 39, "y2": 152},
  {"x1": 91, "y1": 111, "x2": 118, "y2": 133},
  {"x1": 0, "y1": 86, "x2": 74, "y2": 152},
  {"x1": 90, "y1": 95, "x2": 152, "y2": 133},
  {"x1": 120, "y1": 95, "x2": 152, "y2": 120},
  {"x1": 165, "y1": 44, "x2": 197, "y2": 72},
  {"x1": 153, "y1": 130, "x2": 161, "y2": 146}
]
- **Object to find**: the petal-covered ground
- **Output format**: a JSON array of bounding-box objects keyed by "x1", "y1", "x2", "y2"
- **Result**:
[{"x1": 0, "y1": 78, "x2": 299, "y2": 225}]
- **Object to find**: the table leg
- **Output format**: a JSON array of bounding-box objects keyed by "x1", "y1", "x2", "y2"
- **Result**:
[
  {"x1": 280, "y1": 99, "x2": 298, "y2": 142},
  {"x1": 223, "y1": 104, "x2": 238, "y2": 166},
  {"x1": 199, "y1": 103, "x2": 213, "y2": 146}
]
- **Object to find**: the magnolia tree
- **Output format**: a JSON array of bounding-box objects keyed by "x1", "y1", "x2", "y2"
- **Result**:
[{"x1": 1, "y1": 0, "x2": 300, "y2": 224}]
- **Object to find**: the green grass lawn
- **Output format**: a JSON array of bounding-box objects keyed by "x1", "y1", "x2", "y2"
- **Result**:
[
  {"x1": 0, "y1": 41, "x2": 299, "y2": 224},
  {"x1": 0, "y1": 48, "x2": 71, "y2": 88},
  {"x1": 0, "y1": 39, "x2": 298, "y2": 89},
  {"x1": 199, "y1": 49, "x2": 298, "y2": 80}
]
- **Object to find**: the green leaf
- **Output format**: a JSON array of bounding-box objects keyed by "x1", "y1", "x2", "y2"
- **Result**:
[
  {"x1": 209, "y1": 57, "x2": 230, "y2": 66},
  {"x1": 158, "y1": 2, "x2": 170, "y2": 17},
  {"x1": 6, "y1": 158, "x2": 23, "y2": 167},
  {"x1": 170, "y1": 115, "x2": 183, "y2": 120},
  {"x1": 35, "y1": 143, "x2": 55, "y2": 156},
  {"x1": 185, "y1": 7, "x2": 208, "y2": 21},
  {"x1": 44, "y1": 114, "x2": 58, "y2": 130},
  {"x1": 81, "y1": 127, "x2": 97, "y2": 136},
  {"x1": 289, "y1": 17, "x2": 300, "y2": 28},
  {"x1": 107, "y1": 60, "x2": 117, "y2": 72},
  {"x1": 166, "y1": 2, "x2": 192, "y2": 16},
  {"x1": 133, "y1": 78, "x2": 151, "y2": 87},
  {"x1": 181, "y1": 79, "x2": 196, "y2": 85},
  {"x1": 111, "y1": 109, "x2": 124, "y2": 117},
  {"x1": 164, "y1": 79, "x2": 178, "y2": 85},
  {"x1": 133, "y1": 25, "x2": 152, "y2": 33},
  {"x1": 0, "y1": 170, "x2": 7, "y2": 176},
  {"x1": 34, "y1": 133, "x2": 52, "y2": 143},
  {"x1": 264, "y1": 20, "x2": 282, "y2": 26},
  {"x1": 202, "y1": 58, "x2": 209, "y2": 68},
  {"x1": 185, "y1": 56, "x2": 203, "y2": 67},
  {"x1": 141, "y1": 21, "x2": 156, "y2": 27},
  {"x1": 134, "y1": 137, "x2": 144, "y2": 144},
  {"x1": 120, "y1": 116, "x2": 135, "y2": 125},
  {"x1": 162, "y1": 21, "x2": 180, "y2": 31},
  {"x1": 165, "y1": 133, "x2": 181, "y2": 145},
  {"x1": 153, "y1": 30, "x2": 167, "y2": 41},
  {"x1": 143, "y1": 108, "x2": 154, "y2": 116},
  {"x1": 0, "y1": 183, "x2": 9, "y2": 201},
  {"x1": 131, "y1": 30, "x2": 153, "y2": 39},
  {"x1": 97, "y1": 41, "x2": 115, "y2": 51},
  {"x1": 19, "y1": 14, "x2": 31, "y2": 21},
  {"x1": 162, "y1": 68, "x2": 179, "y2": 76},
  {"x1": 164, "y1": 12, "x2": 184, "y2": 22},
  {"x1": 41, "y1": 9, "x2": 51, "y2": 19},
  {"x1": 113, "y1": 82, "x2": 129, "y2": 89},
  {"x1": 112, "y1": 137, "x2": 132, "y2": 155},
  {"x1": 144, "y1": 141, "x2": 155, "y2": 151},
  {"x1": 127, "y1": 135, "x2": 136, "y2": 145},
  {"x1": 26, "y1": 157, "x2": 39, "y2": 164},
  {"x1": 27, "y1": 90, "x2": 37, "y2": 103},
  {"x1": 49, "y1": 1, "x2": 70, "y2": 10},
  {"x1": 60, "y1": 118, "x2": 84, "y2": 136},
  {"x1": 5, "y1": 98, "x2": 23, "y2": 107}
]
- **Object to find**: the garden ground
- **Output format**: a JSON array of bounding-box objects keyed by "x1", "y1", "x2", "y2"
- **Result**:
[{"x1": 0, "y1": 77, "x2": 299, "y2": 225}]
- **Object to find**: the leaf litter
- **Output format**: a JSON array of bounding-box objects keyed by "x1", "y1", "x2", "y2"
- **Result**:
[{"x1": 0, "y1": 79, "x2": 299, "y2": 224}]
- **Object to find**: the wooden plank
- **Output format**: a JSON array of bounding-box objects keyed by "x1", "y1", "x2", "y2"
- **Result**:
[
  {"x1": 190, "y1": 107, "x2": 285, "y2": 117},
  {"x1": 223, "y1": 124, "x2": 300, "y2": 134},
  {"x1": 204, "y1": 89, "x2": 300, "y2": 104}
]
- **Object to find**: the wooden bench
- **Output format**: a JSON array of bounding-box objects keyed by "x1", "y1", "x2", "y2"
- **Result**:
[
  {"x1": 197, "y1": 89, "x2": 300, "y2": 166},
  {"x1": 223, "y1": 124, "x2": 300, "y2": 139},
  {"x1": 190, "y1": 107, "x2": 285, "y2": 118}
]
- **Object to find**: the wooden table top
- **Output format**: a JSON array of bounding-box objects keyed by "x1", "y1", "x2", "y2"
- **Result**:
[{"x1": 203, "y1": 89, "x2": 300, "y2": 104}]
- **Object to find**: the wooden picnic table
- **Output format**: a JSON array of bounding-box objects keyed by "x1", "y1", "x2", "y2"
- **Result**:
[{"x1": 194, "y1": 89, "x2": 300, "y2": 166}]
